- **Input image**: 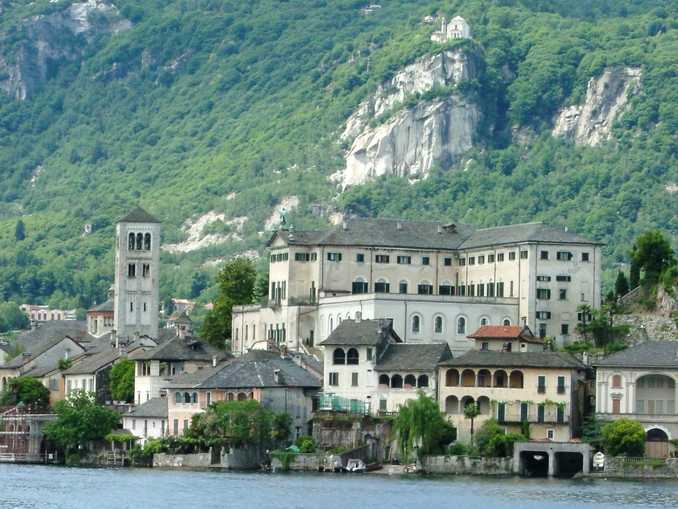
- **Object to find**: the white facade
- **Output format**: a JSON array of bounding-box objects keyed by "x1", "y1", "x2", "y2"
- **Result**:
[
  {"x1": 122, "y1": 415, "x2": 167, "y2": 445},
  {"x1": 114, "y1": 212, "x2": 161, "y2": 342},
  {"x1": 431, "y1": 16, "x2": 472, "y2": 43}
]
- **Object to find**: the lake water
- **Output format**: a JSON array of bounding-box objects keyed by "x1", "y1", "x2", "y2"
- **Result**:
[{"x1": 2, "y1": 464, "x2": 678, "y2": 509}]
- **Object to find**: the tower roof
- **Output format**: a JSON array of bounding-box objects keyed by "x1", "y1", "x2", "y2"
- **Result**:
[{"x1": 118, "y1": 207, "x2": 160, "y2": 224}]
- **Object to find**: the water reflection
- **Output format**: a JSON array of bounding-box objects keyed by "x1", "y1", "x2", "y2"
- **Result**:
[{"x1": 1, "y1": 465, "x2": 678, "y2": 509}]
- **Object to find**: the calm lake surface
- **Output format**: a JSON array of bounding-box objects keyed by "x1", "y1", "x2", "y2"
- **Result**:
[{"x1": 2, "y1": 464, "x2": 678, "y2": 509}]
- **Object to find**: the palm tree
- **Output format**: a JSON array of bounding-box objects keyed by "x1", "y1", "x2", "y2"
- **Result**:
[{"x1": 464, "y1": 402, "x2": 480, "y2": 445}]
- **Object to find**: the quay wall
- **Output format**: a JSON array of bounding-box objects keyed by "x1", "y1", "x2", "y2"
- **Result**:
[{"x1": 422, "y1": 455, "x2": 513, "y2": 475}]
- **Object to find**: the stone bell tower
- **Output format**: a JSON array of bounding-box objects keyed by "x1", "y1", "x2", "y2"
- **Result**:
[{"x1": 113, "y1": 207, "x2": 161, "y2": 342}]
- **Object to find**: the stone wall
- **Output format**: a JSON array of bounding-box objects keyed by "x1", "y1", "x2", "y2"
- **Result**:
[
  {"x1": 312, "y1": 418, "x2": 392, "y2": 461},
  {"x1": 422, "y1": 455, "x2": 513, "y2": 475},
  {"x1": 221, "y1": 446, "x2": 264, "y2": 470},
  {"x1": 599, "y1": 457, "x2": 678, "y2": 479},
  {"x1": 613, "y1": 314, "x2": 678, "y2": 343},
  {"x1": 270, "y1": 445, "x2": 371, "y2": 472},
  {"x1": 153, "y1": 452, "x2": 212, "y2": 469}
]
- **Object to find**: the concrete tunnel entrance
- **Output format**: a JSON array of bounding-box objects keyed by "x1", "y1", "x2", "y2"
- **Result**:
[
  {"x1": 514, "y1": 442, "x2": 591, "y2": 477},
  {"x1": 519, "y1": 451, "x2": 549, "y2": 477}
]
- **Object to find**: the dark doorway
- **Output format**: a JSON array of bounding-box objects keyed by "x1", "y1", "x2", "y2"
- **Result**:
[
  {"x1": 555, "y1": 452, "x2": 583, "y2": 478},
  {"x1": 520, "y1": 451, "x2": 549, "y2": 477}
]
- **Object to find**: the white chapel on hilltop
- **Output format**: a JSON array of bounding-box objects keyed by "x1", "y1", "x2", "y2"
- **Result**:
[{"x1": 431, "y1": 16, "x2": 472, "y2": 43}]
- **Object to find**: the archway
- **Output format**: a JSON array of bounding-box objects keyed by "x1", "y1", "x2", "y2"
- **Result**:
[
  {"x1": 646, "y1": 428, "x2": 670, "y2": 458},
  {"x1": 461, "y1": 369, "x2": 475, "y2": 387},
  {"x1": 445, "y1": 395, "x2": 459, "y2": 414},
  {"x1": 493, "y1": 370, "x2": 508, "y2": 388},
  {"x1": 404, "y1": 375, "x2": 416, "y2": 388},
  {"x1": 509, "y1": 370, "x2": 524, "y2": 389},
  {"x1": 477, "y1": 369, "x2": 492, "y2": 387},
  {"x1": 446, "y1": 369, "x2": 460, "y2": 387},
  {"x1": 378, "y1": 374, "x2": 390, "y2": 387},
  {"x1": 417, "y1": 374, "x2": 429, "y2": 388},
  {"x1": 477, "y1": 396, "x2": 491, "y2": 415},
  {"x1": 636, "y1": 374, "x2": 675, "y2": 415},
  {"x1": 391, "y1": 374, "x2": 403, "y2": 389}
]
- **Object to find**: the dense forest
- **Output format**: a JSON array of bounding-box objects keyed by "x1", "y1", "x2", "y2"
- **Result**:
[{"x1": 0, "y1": 0, "x2": 676, "y2": 311}]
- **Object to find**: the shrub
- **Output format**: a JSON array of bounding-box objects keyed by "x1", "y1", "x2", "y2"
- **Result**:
[
  {"x1": 601, "y1": 419, "x2": 645, "y2": 457},
  {"x1": 295, "y1": 435, "x2": 316, "y2": 453},
  {"x1": 448, "y1": 442, "x2": 469, "y2": 456}
]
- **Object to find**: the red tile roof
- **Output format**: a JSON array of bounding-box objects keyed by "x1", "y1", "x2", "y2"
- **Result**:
[{"x1": 468, "y1": 325, "x2": 541, "y2": 343}]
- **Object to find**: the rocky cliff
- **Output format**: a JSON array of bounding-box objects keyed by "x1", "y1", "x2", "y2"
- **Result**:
[
  {"x1": 552, "y1": 67, "x2": 641, "y2": 146},
  {"x1": 333, "y1": 49, "x2": 481, "y2": 187},
  {"x1": 0, "y1": 0, "x2": 131, "y2": 101}
]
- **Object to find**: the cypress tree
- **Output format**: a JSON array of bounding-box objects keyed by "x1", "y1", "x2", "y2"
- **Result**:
[
  {"x1": 14, "y1": 219, "x2": 25, "y2": 241},
  {"x1": 615, "y1": 271, "x2": 629, "y2": 297}
]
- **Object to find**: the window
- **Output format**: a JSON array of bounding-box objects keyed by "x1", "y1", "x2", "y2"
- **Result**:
[
  {"x1": 547, "y1": 428, "x2": 555, "y2": 440},
  {"x1": 611, "y1": 375, "x2": 622, "y2": 388},
  {"x1": 556, "y1": 275, "x2": 571, "y2": 282},
  {"x1": 561, "y1": 324, "x2": 569, "y2": 335},
  {"x1": 538, "y1": 323, "x2": 547, "y2": 338},
  {"x1": 128, "y1": 233, "x2": 135, "y2": 251},
  {"x1": 421, "y1": 256, "x2": 430, "y2": 265},
  {"x1": 397, "y1": 255, "x2": 411, "y2": 265},
  {"x1": 520, "y1": 250, "x2": 528, "y2": 260},
  {"x1": 468, "y1": 256, "x2": 475, "y2": 265},
  {"x1": 559, "y1": 289, "x2": 567, "y2": 300},
  {"x1": 537, "y1": 288, "x2": 551, "y2": 300},
  {"x1": 458, "y1": 257, "x2": 466, "y2": 266},
  {"x1": 173, "y1": 419, "x2": 179, "y2": 435},
  {"x1": 439, "y1": 284, "x2": 452, "y2": 296},
  {"x1": 582, "y1": 252, "x2": 590, "y2": 262},
  {"x1": 351, "y1": 373, "x2": 359, "y2": 387},
  {"x1": 128, "y1": 263, "x2": 136, "y2": 278},
  {"x1": 327, "y1": 252, "x2": 342, "y2": 262},
  {"x1": 411, "y1": 315, "x2": 421, "y2": 334},
  {"x1": 536, "y1": 275, "x2": 551, "y2": 282},
  {"x1": 520, "y1": 402, "x2": 529, "y2": 422},
  {"x1": 488, "y1": 254, "x2": 495, "y2": 263},
  {"x1": 142, "y1": 264, "x2": 150, "y2": 278},
  {"x1": 537, "y1": 376, "x2": 546, "y2": 393},
  {"x1": 295, "y1": 252, "x2": 310, "y2": 262},
  {"x1": 457, "y1": 317, "x2": 466, "y2": 335},
  {"x1": 496, "y1": 282, "x2": 504, "y2": 297},
  {"x1": 329, "y1": 373, "x2": 339, "y2": 386},
  {"x1": 509, "y1": 252, "x2": 516, "y2": 261},
  {"x1": 434, "y1": 316, "x2": 444, "y2": 334},
  {"x1": 557, "y1": 251, "x2": 573, "y2": 261},
  {"x1": 557, "y1": 376, "x2": 566, "y2": 394},
  {"x1": 379, "y1": 400, "x2": 387, "y2": 412},
  {"x1": 144, "y1": 233, "x2": 151, "y2": 250},
  {"x1": 497, "y1": 253, "x2": 504, "y2": 262},
  {"x1": 540, "y1": 250, "x2": 549, "y2": 260},
  {"x1": 487, "y1": 283, "x2": 495, "y2": 297},
  {"x1": 375, "y1": 254, "x2": 390, "y2": 264},
  {"x1": 346, "y1": 348, "x2": 359, "y2": 365},
  {"x1": 417, "y1": 283, "x2": 433, "y2": 295},
  {"x1": 444, "y1": 257, "x2": 452, "y2": 266},
  {"x1": 481, "y1": 342, "x2": 489, "y2": 351},
  {"x1": 352, "y1": 280, "x2": 368, "y2": 294},
  {"x1": 478, "y1": 255, "x2": 485, "y2": 264},
  {"x1": 535, "y1": 311, "x2": 551, "y2": 319},
  {"x1": 459, "y1": 285, "x2": 466, "y2": 296},
  {"x1": 374, "y1": 280, "x2": 390, "y2": 293},
  {"x1": 310, "y1": 253, "x2": 317, "y2": 261},
  {"x1": 477, "y1": 284, "x2": 485, "y2": 297},
  {"x1": 333, "y1": 348, "x2": 346, "y2": 365},
  {"x1": 136, "y1": 233, "x2": 143, "y2": 250},
  {"x1": 366, "y1": 348, "x2": 373, "y2": 361},
  {"x1": 130, "y1": 302, "x2": 134, "y2": 312},
  {"x1": 399, "y1": 281, "x2": 408, "y2": 294},
  {"x1": 356, "y1": 253, "x2": 365, "y2": 263}
]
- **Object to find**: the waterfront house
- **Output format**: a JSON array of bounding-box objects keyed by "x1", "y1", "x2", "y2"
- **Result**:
[
  {"x1": 165, "y1": 350, "x2": 321, "y2": 438},
  {"x1": 122, "y1": 397, "x2": 168, "y2": 445},
  {"x1": 319, "y1": 318, "x2": 451, "y2": 414},
  {"x1": 468, "y1": 324, "x2": 544, "y2": 353},
  {"x1": 594, "y1": 341, "x2": 678, "y2": 458},
  {"x1": 438, "y1": 335, "x2": 587, "y2": 442},
  {"x1": 62, "y1": 349, "x2": 123, "y2": 403}
]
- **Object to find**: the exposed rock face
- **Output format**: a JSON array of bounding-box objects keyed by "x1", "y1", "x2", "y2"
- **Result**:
[
  {"x1": 334, "y1": 49, "x2": 481, "y2": 187},
  {"x1": 552, "y1": 67, "x2": 641, "y2": 146},
  {"x1": 0, "y1": 1, "x2": 131, "y2": 100}
]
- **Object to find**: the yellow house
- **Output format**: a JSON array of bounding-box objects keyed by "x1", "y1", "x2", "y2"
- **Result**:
[{"x1": 438, "y1": 350, "x2": 587, "y2": 442}]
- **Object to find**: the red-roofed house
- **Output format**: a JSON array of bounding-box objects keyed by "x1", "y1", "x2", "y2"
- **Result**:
[{"x1": 468, "y1": 325, "x2": 543, "y2": 352}]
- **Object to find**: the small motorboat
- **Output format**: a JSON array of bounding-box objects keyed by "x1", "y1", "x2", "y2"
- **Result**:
[
  {"x1": 345, "y1": 459, "x2": 366, "y2": 473},
  {"x1": 365, "y1": 463, "x2": 383, "y2": 472}
]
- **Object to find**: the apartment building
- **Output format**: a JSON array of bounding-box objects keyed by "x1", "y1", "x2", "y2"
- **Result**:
[{"x1": 233, "y1": 218, "x2": 601, "y2": 355}]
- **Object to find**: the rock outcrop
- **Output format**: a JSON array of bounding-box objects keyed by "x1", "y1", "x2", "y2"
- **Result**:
[
  {"x1": 334, "y1": 49, "x2": 481, "y2": 187},
  {"x1": 552, "y1": 67, "x2": 641, "y2": 146},
  {"x1": 0, "y1": 1, "x2": 131, "y2": 100}
]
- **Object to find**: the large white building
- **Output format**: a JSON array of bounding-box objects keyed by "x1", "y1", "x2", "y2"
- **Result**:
[{"x1": 232, "y1": 218, "x2": 602, "y2": 356}]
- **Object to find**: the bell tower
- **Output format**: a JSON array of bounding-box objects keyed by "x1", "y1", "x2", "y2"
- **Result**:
[{"x1": 114, "y1": 207, "x2": 161, "y2": 342}]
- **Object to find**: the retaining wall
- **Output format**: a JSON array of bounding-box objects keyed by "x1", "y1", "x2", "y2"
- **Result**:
[
  {"x1": 422, "y1": 455, "x2": 513, "y2": 475},
  {"x1": 153, "y1": 452, "x2": 212, "y2": 469}
]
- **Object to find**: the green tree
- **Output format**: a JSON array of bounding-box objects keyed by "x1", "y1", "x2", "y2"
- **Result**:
[
  {"x1": 601, "y1": 418, "x2": 645, "y2": 457},
  {"x1": 187, "y1": 400, "x2": 273, "y2": 448},
  {"x1": 0, "y1": 301, "x2": 30, "y2": 332},
  {"x1": 201, "y1": 258, "x2": 256, "y2": 349},
  {"x1": 14, "y1": 220, "x2": 25, "y2": 241},
  {"x1": 271, "y1": 412, "x2": 292, "y2": 444},
  {"x1": 394, "y1": 392, "x2": 455, "y2": 462},
  {"x1": 615, "y1": 271, "x2": 629, "y2": 297},
  {"x1": 631, "y1": 230, "x2": 676, "y2": 286},
  {"x1": 109, "y1": 359, "x2": 135, "y2": 403},
  {"x1": 464, "y1": 402, "x2": 481, "y2": 446},
  {"x1": 629, "y1": 259, "x2": 640, "y2": 289},
  {"x1": 44, "y1": 391, "x2": 120, "y2": 453},
  {"x1": 0, "y1": 377, "x2": 50, "y2": 408}
]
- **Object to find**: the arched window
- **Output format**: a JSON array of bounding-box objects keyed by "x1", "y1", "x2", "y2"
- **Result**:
[
  {"x1": 509, "y1": 370, "x2": 524, "y2": 389},
  {"x1": 417, "y1": 375, "x2": 429, "y2": 388},
  {"x1": 191, "y1": 392, "x2": 198, "y2": 404},
  {"x1": 374, "y1": 278, "x2": 390, "y2": 293},
  {"x1": 399, "y1": 280, "x2": 408, "y2": 294},
  {"x1": 477, "y1": 396, "x2": 491, "y2": 415},
  {"x1": 493, "y1": 370, "x2": 508, "y2": 388},
  {"x1": 237, "y1": 393, "x2": 247, "y2": 401},
  {"x1": 346, "y1": 348, "x2": 359, "y2": 365},
  {"x1": 434, "y1": 315, "x2": 444, "y2": 334},
  {"x1": 378, "y1": 374, "x2": 390, "y2": 387},
  {"x1": 183, "y1": 392, "x2": 191, "y2": 404},
  {"x1": 480, "y1": 317, "x2": 489, "y2": 327},
  {"x1": 445, "y1": 395, "x2": 459, "y2": 414},
  {"x1": 411, "y1": 315, "x2": 421, "y2": 334},
  {"x1": 329, "y1": 316, "x2": 334, "y2": 334},
  {"x1": 352, "y1": 277, "x2": 368, "y2": 294},
  {"x1": 460, "y1": 396, "x2": 476, "y2": 413},
  {"x1": 333, "y1": 348, "x2": 346, "y2": 365},
  {"x1": 175, "y1": 392, "x2": 181, "y2": 403},
  {"x1": 128, "y1": 233, "x2": 135, "y2": 251},
  {"x1": 144, "y1": 233, "x2": 151, "y2": 250},
  {"x1": 612, "y1": 374, "x2": 622, "y2": 388},
  {"x1": 404, "y1": 374, "x2": 416, "y2": 388},
  {"x1": 136, "y1": 233, "x2": 143, "y2": 251},
  {"x1": 457, "y1": 316, "x2": 466, "y2": 335},
  {"x1": 461, "y1": 369, "x2": 475, "y2": 387},
  {"x1": 227, "y1": 393, "x2": 234, "y2": 401},
  {"x1": 445, "y1": 369, "x2": 460, "y2": 387},
  {"x1": 502, "y1": 318, "x2": 511, "y2": 326},
  {"x1": 391, "y1": 374, "x2": 403, "y2": 389},
  {"x1": 477, "y1": 369, "x2": 492, "y2": 387}
]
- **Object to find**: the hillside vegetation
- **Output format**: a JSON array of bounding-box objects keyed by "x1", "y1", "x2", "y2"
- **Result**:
[{"x1": 0, "y1": 0, "x2": 676, "y2": 310}]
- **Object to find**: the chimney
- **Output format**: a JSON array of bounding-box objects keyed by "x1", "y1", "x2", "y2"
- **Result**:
[
  {"x1": 273, "y1": 368, "x2": 281, "y2": 385},
  {"x1": 437, "y1": 224, "x2": 442, "y2": 234},
  {"x1": 212, "y1": 355, "x2": 217, "y2": 368},
  {"x1": 396, "y1": 221, "x2": 403, "y2": 231}
]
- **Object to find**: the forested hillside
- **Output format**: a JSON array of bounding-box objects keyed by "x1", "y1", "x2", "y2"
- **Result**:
[{"x1": 0, "y1": 0, "x2": 676, "y2": 310}]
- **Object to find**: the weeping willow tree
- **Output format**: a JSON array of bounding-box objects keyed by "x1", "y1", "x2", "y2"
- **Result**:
[{"x1": 394, "y1": 392, "x2": 455, "y2": 462}]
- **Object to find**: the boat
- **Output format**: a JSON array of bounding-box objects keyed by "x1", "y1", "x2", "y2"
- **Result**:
[
  {"x1": 365, "y1": 462, "x2": 383, "y2": 472},
  {"x1": 345, "y1": 459, "x2": 366, "y2": 473}
]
